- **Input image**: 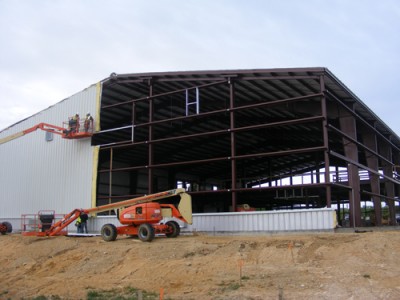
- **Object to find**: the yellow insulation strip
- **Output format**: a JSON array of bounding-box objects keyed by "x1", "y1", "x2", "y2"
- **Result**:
[
  {"x1": 91, "y1": 146, "x2": 100, "y2": 211},
  {"x1": 0, "y1": 131, "x2": 25, "y2": 145},
  {"x1": 95, "y1": 82, "x2": 102, "y2": 132}
]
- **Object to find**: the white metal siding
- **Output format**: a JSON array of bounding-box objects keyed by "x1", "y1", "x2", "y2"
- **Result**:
[
  {"x1": 186, "y1": 208, "x2": 336, "y2": 233},
  {"x1": 2, "y1": 209, "x2": 336, "y2": 233},
  {"x1": 0, "y1": 85, "x2": 98, "y2": 218},
  {"x1": 81, "y1": 209, "x2": 335, "y2": 233}
]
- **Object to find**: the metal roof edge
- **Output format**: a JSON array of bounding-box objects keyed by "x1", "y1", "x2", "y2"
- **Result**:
[
  {"x1": 323, "y1": 68, "x2": 400, "y2": 142},
  {"x1": 102, "y1": 67, "x2": 327, "y2": 82}
]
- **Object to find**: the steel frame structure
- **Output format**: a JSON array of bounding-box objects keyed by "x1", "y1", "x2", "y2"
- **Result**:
[{"x1": 93, "y1": 68, "x2": 400, "y2": 227}]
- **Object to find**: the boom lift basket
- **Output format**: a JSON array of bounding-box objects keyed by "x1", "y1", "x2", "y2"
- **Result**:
[
  {"x1": 21, "y1": 211, "x2": 68, "y2": 236},
  {"x1": 38, "y1": 210, "x2": 55, "y2": 232}
]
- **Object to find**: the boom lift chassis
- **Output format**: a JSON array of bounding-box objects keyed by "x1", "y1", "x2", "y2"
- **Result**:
[{"x1": 21, "y1": 189, "x2": 192, "y2": 242}]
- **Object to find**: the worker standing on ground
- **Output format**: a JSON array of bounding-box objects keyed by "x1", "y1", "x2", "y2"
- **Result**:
[
  {"x1": 84, "y1": 112, "x2": 93, "y2": 132},
  {"x1": 80, "y1": 211, "x2": 89, "y2": 234},
  {"x1": 75, "y1": 215, "x2": 82, "y2": 233}
]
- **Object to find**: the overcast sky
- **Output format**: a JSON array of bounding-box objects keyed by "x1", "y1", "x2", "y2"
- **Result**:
[{"x1": 1, "y1": 0, "x2": 399, "y2": 134}]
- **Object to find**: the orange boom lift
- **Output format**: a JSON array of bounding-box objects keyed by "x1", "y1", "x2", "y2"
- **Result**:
[
  {"x1": 22, "y1": 189, "x2": 192, "y2": 242},
  {"x1": 0, "y1": 119, "x2": 93, "y2": 145}
]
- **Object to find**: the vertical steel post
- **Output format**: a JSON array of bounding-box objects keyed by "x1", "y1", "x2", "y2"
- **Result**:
[
  {"x1": 229, "y1": 79, "x2": 237, "y2": 211},
  {"x1": 185, "y1": 89, "x2": 189, "y2": 116},
  {"x1": 196, "y1": 87, "x2": 200, "y2": 114},
  {"x1": 131, "y1": 101, "x2": 136, "y2": 142},
  {"x1": 109, "y1": 148, "x2": 113, "y2": 207},
  {"x1": 148, "y1": 80, "x2": 154, "y2": 193},
  {"x1": 340, "y1": 106, "x2": 362, "y2": 227},
  {"x1": 380, "y1": 142, "x2": 396, "y2": 225},
  {"x1": 185, "y1": 87, "x2": 200, "y2": 116},
  {"x1": 362, "y1": 131, "x2": 382, "y2": 225},
  {"x1": 320, "y1": 75, "x2": 331, "y2": 207}
]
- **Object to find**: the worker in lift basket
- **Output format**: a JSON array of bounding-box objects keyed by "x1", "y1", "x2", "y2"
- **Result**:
[
  {"x1": 84, "y1": 112, "x2": 94, "y2": 132},
  {"x1": 68, "y1": 113, "x2": 80, "y2": 135}
]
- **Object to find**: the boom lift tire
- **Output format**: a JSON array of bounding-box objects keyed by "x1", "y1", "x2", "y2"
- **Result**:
[
  {"x1": 101, "y1": 224, "x2": 117, "y2": 242},
  {"x1": 138, "y1": 223, "x2": 155, "y2": 242},
  {"x1": 0, "y1": 221, "x2": 12, "y2": 235},
  {"x1": 165, "y1": 221, "x2": 180, "y2": 238}
]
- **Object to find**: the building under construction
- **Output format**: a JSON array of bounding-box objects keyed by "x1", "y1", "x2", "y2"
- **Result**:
[{"x1": 1, "y1": 68, "x2": 399, "y2": 228}]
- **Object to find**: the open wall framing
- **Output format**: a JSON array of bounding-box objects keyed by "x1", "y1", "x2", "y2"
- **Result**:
[{"x1": 93, "y1": 68, "x2": 400, "y2": 227}]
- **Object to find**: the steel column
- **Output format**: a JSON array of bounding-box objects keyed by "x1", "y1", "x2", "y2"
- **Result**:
[
  {"x1": 131, "y1": 101, "x2": 136, "y2": 142},
  {"x1": 362, "y1": 131, "x2": 382, "y2": 225},
  {"x1": 229, "y1": 79, "x2": 237, "y2": 211},
  {"x1": 380, "y1": 142, "x2": 396, "y2": 225},
  {"x1": 148, "y1": 80, "x2": 154, "y2": 193},
  {"x1": 109, "y1": 148, "x2": 113, "y2": 208},
  {"x1": 320, "y1": 76, "x2": 331, "y2": 207},
  {"x1": 339, "y1": 108, "x2": 362, "y2": 227}
]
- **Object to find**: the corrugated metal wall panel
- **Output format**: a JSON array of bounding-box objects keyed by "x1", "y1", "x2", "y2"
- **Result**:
[
  {"x1": 187, "y1": 209, "x2": 336, "y2": 233},
  {"x1": 0, "y1": 85, "x2": 98, "y2": 218},
  {"x1": 3, "y1": 209, "x2": 335, "y2": 234}
]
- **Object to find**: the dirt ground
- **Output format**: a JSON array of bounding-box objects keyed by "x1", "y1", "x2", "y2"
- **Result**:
[{"x1": 1, "y1": 230, "x2": 400, "y2": 300}]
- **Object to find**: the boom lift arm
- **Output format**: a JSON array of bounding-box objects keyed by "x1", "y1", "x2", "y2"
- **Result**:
[
  {"x1": 33, "y1": 188, "x2": 192, "y2": 238},
  {"x1": 0, "y1": 121, "x2": 93, "y2": 145}
]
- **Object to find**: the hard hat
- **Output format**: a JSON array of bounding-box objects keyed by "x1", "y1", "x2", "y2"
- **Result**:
[
  {"x1": 86, "y1": 112, "x2": 90, "y2": 116},
  {"x1": 76, "y1": 112, "x2": 79, "y2": 115}
]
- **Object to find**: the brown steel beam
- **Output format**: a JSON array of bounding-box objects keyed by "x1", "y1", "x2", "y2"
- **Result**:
[
  {"x1": 241, "y1": 78, "x2": 284, "y2": 100},
  {"x1": 231, "y1": 182, "x2": 332, "y2": 193},
  {"x1": 362, "y1": 131, "x2": 382, "y2": 225},
  {"x1": 138, "y1": 92, "x2": 323, "y2": 127},
  {"x1": 99, "y1": 115, "x2": 324, "y2": 151},
  {"x1": 97, "y1": 182, "x2": 335, "y2": 202},
  {"x1": 328, "y1": 124, "x2": 393, "y2": 166},
  {"x1": 103, "y1": 88, "x2": 323, "y2": 126},
  {"x1": 148, "y1": 80, "x2": 154, "y2": 193},
  {"x1": 330, "y1": 150, "x2": 399, "y2": 185},
  {"x1": 320, "y1": 75, "x2": 331, "y2": 207},
  {"x1": 361, "y1": 190, "x2": 398, "y2": 203},
  {"x1": 240, "y1": 75, "x2": 320, "y2": 81},
  {"x1": 102, "y1": 80, "x2": 227, "y2": 109},
  {"x1": 326, "y1": 90, "x2": 400, "y2": 152},
  {"x1": 99, "y1": 146, "x2": 326, "y2": 173},
  {"x1": 131, "y1": 101, "x2": 136, "y2": 142},
  {"x1": 103, "y1": 68, "x2": 325, "y2": 81},
  {"x1": 339, "y1": 112, "x2": 362, "y2": 227},
  {"x1": 108, "y1": 148, "x2": 113, "y2": 209},
  {"x1": 380, "y1": 143, "x2": 397, "y2": 225},
  {"x1": 230, "y1": 79, "x2": 237, "y2": 211},
  {"x1": 96, "y1": 92, "x2": 324, "y2": 149}
]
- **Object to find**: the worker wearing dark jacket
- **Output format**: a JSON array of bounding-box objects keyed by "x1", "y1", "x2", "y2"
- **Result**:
[{"x1": 80, "y1": 211, "x2": 89, "y2": 234}]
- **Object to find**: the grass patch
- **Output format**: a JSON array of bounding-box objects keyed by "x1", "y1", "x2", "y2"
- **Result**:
[
  {"x1": 183, "y1": 251, "x2": 196, "y2": 258},
  {"x1": 27, "y1": 296, "x2": 61, "y2": 300},
  {"x1": 216, "y1": 281, "x2": 242, "y2": 292},
  {"x1": 87, "y1": 286, "x2": 158, "y2": 300},
  {"x1": 22, "y1": 286, "x2": 162, "y2": 300}
]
